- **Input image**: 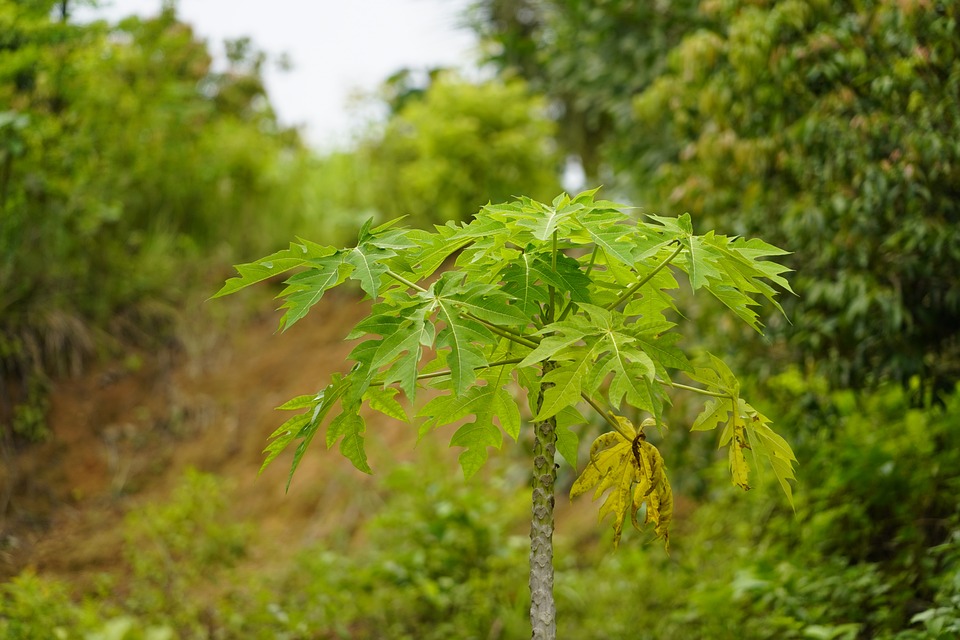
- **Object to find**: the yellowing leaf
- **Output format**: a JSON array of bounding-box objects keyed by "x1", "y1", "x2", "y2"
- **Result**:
[
  {"x1": 570, "y1": 416, "x2": 673, "y2": 548},
  {"x1": 728, "y1": 418, "x2": 751, "y2": 491}
]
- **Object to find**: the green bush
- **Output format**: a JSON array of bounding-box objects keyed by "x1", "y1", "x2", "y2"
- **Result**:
[
  {"x1": 361, "y1": 73, "x2": 561, "y2": 226},
  {"x1": 631, "y1": 0, "x2": 960, "y2": 391},
  {"x1": 0, "y1": 4, "x2": 326, "y2": 441},
  {"x1": 122, "y1": 469, "x2": 248, "y2": 635},
  {"x1": 222, "y1": 459, "x2": 529, "y2": 639}
]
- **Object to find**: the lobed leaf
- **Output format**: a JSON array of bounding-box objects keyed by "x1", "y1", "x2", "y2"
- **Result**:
[
  {"x1": 418, "y1": 368, "x2": 520, "y2": 478},
  {"x1": 570, "y1": 417, "x2": 673, "y2": 548},
  {"x1": 275, "y1": 255, "x2": 352, "y2": 330},
  {"x1": 212, "y1": 239, "x2": 338, "y2": 299}
]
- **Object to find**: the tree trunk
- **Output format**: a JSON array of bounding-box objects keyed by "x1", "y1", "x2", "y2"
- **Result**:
[{"x1": 529, "y1": 360, "x2": 557, "y2": 639}]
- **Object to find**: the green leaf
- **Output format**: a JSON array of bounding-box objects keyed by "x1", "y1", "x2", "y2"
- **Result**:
[
  {"x1": 260, "y1": 413, "x2": 308, "y2": 476},
  {"x1": 370, "y1": 322, "x2": 423, "y2": 380},
  {"x1": 517, "y1": 321, "x2": 590, "y2": 367},
  {"x1": 691, "y1": 396, "x2": 734, "y2": 432},
  {"x1": 433, "y1": 283, "x2": 491, "y2": 395},
  {"x1": 212, "y1": 239, "x2": 338, "y2": 298},
  {"x1": 261, "y1": 374, "x2": 351, "y2": 490},
  {"x1": 739, "y1": 399, "x2": 797, "y2": 508},
  {"x1": 632, "y1": 329, "x2": 691, "y2": 377},
  {"x1": 682, "y1": 235, "x2": 721, "y2": 291},
  {"x1": 277, "y1": 394, "x2": 320, "y2": 411},
  {"x1": 685, "y1": 352, "x2": 740, "y2": 396},
  {"x1": 707, "y1": 285, "x2": 762, "y2": 331},
  {"x1": 405, "y1": 224, "x2": 472, "y2": 278},
  {"x1": 326, "y1": 405, "x2": 372, "y2": 474},
  {"x1": 276, "y1": 254, "x2": 351, "y2": 330},
  {"x1": 418, "y1": 370, "x2": 520, "y2": 477},
  {"x1": 555, "y1": 406, "x2": 585, "y2": 468},
  {"x1": 644, "y1": 213, "x2": 691, "y2": 240},
  {"x1": 606, "y1": 359, "x2": 659, "y2": 414},
  {"x1": 577, "y1": 207, "x2": 636, "y2": 266},
  {"x1": 445, "y1": 278, "x2": 530, "y2": 326},
  {"x1": 346, "y1": 245, "x2": 393, "y2": 300},
  {"x1": 450, "y1": 419, "x2": 502, "y2": 479},
  {"x1": 535, "y1": 345, "x2": 600, "y2": 420},
  {"x1": 364, "y1": 386, "x2": 408, "y2": 422},
  {"x1": 530, "y1": 254, "x2": 592, "y2": 303},
  {"x1": 514, "y1": 197, "x2": 582, "y2": 241},
  {"x1": 383, "y1": 328, "x2": 431, "y2": 402},
  {"x1": 502, "y1": 253, "x2": 549, "y2": 317}
]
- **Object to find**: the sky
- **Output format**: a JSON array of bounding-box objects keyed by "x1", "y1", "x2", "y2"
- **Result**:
[{"x1": 77, "y1": 0, "x2": 478, "y2": 149}]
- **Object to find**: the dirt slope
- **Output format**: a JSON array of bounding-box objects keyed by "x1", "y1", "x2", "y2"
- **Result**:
[{"x1": 0, "y1": 290, "x2": 403, "y2": 583}]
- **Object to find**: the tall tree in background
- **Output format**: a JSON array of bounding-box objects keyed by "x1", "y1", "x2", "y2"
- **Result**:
[
  {"x1": 0, "y1": 2, "x2": 308, "y2": 444},
  {"x1": 632, "y1": 0, "x2": 960, "y2": 393},
  {"x1": 467, "y1": 0, "x2": 704, "y2": 182}
]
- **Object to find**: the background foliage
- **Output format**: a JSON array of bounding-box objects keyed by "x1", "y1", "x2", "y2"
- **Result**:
[{"x1": 361, "y1": 72, "x2": 561, "y2": 226}]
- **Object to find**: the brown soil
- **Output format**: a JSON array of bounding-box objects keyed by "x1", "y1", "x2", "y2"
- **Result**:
[{"x1": 0, "y1": 289, "x2": 404, "y2": 585}]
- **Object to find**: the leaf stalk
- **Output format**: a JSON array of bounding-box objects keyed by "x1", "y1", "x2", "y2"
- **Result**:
[
  {"x1": 606, "y1": 241, "x2": 684, "y2": 311},
  {"x1": 410, "y1": 357, "x2": 525, "y2": 382},
  {"x1": 580, "y1": 392, "x2": 634, "y2": 440},
  {"x1": 657, "y1": 377, "x2": 732, "y2": 399},
  {"x1": 384, "y1": 269, "x2": 428, "y2": 293}
]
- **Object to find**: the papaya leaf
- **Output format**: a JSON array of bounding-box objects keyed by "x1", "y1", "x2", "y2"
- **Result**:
[
  {"x1": 406, "y1": 224, "x2": 473, "y2": 278},
  {"x1": 444, "y1": 279, "x2": 530, "y2": 326},
  {"x1": 534, "y1": 344, "x2": 600, "y2": 420},
  {"x1": 631, "y1": 330, "x2": 692, "y2": 378},
  {"x1": 418, "y1": 368, "x2": 520, "y2": 478},
  {"x1": 726, "y1": 416, "x2": 752, "y2": 492},
  {"x1": 530, "y1": 254, "x2": 592, "y2": 303},
  {"x1": 261, "y1": 374, "x2": 350, "y2": 490},
  {"x1": 517, "y1": 323, "x2": 589, "y2": 368},
  {"x1": 502, "y1": 253, "x2": 549, "y2": 318},
  {"x1": 555, "y1": 405, "x2": 585, "y2": 469},
  {"x1": 364, "y1": 386, "x2": 408, "y2": 422},
  {"x1": 691, "y1": 396, "x2": 734, "y2": 432},
  {"x1": 570, "y1": 417, "x2": 673, "y2": 548},
  {"x1": 212, "y1": 239, "x2": 338, "y2": 298},
  {"x1": 271, "y1": 255, "x2": 351, "y2": 330},
  {"x1": 738, "y1": 399, "x2": 798, "y2": 508},
  {"x1": 429, "y1": 276, "x2": 497, "y2": 395},
  {"x1": 325, "y1": 401, "x2": 371, "y2": 474},
  {"x1": 510, "y1": 196, "x2": 582, "y2": 241},
  {"x1": 576, "y1": 208, "x2": 636, "y2": 267},
  {"x1": 345, "y1": 245, "x2": 393, "y2": 300}
]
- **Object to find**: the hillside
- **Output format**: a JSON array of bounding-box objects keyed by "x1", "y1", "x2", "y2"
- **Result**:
[{"x1": 2, "y1": 291, "x2": 384, "y2": 583}]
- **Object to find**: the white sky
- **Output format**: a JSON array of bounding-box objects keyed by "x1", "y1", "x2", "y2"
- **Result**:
[{"x1": 77, "y1": 0, "x2": 477, "y2": 149}]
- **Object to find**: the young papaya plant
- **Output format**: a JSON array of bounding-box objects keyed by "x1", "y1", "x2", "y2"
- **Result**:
[{"x1": 213, "y1": 189, "x2": 797, "y2": 640}]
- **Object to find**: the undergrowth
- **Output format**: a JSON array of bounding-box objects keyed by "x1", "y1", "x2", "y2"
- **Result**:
[{"x1": 3, "y1": 379, "x2": 959, "y2": 638}]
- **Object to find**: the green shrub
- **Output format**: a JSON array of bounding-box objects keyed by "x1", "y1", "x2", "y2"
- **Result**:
[
  {"x1": 122, "y1": 469, "x2": 248, "y2": 634},
  {"x1": 219, "y1": 458, "x2": 529, "y2": 639}
]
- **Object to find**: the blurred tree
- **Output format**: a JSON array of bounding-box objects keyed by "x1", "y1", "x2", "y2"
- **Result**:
[
  {"x1": 362, "y1": 72, "x2": 561, "y2": 225},
  {"x1": 632, "y1": 0, "x2": 960, "y2": 393},
  {"x1": 466, "y1": 0, "x2": 705, "y2": 182},
  {"x1": 0, "y1": 2, "x2": 310, "y2": 446}
]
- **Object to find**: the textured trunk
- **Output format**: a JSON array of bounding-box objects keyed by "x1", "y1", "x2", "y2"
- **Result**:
[{"x1": 529, "y1": 360, "x2": 557, "y2": 639}]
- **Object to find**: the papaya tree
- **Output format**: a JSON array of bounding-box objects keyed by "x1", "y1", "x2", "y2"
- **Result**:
[{"x1": 213, "y1": 189, "x2": 797, "y2": 639}]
